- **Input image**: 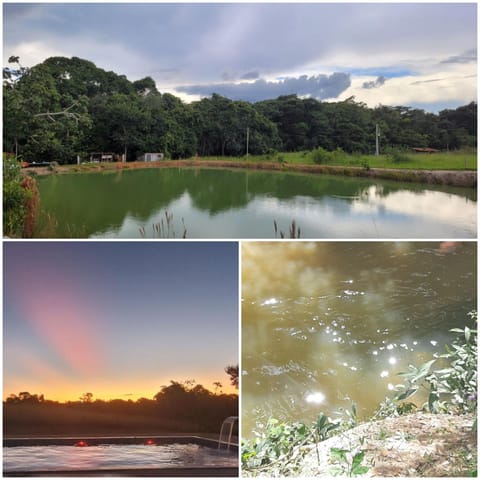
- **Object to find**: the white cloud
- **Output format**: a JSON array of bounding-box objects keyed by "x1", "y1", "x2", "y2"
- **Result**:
[
  {"x1": 4, "y1": 41, "x2": 66, "y2": 68},
  {"x1": 342, "y1": 65, "x2": 477, "y2": 109},
  {"x1": 3, "y1": 3, "x2": 476, "y2": 109}
]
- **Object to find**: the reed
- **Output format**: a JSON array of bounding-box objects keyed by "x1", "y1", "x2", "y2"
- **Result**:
[{"x1": 139, "y1": 210, "x2": 187, "y2": 238}]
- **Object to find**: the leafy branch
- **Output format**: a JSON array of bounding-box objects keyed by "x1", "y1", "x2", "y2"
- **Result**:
[
  {"x1": 33, "y1": 101, "x2": 82, "y2": 124},
  {"x1": 393, "y1": 313, "x2": 477, "y2": 414}
]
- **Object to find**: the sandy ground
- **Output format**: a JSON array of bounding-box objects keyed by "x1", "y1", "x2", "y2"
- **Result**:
[
  {"x1": 24, "y1": 161, "x2": 476, "y2": 188},
  {"x1": 298, "y1": 412, "x2": 476, "y2": 477}
]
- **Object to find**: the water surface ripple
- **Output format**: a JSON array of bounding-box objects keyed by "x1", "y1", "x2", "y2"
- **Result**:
[{"x1": 242, "y1": 242, "x2": 476, "y2": 436}]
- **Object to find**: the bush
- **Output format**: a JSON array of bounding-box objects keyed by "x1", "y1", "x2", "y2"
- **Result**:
[
  {"x1": 3, "y1": 155, "x2": 30, "y2": 237},
  {"x1": 311, "y1": 147, "x2": 345, "y2": 165},
  {"x1": 264, "y1": 148, "x2": 278, "y2": 160},
  {"x1": 394, "y1": 311, "x2": 477, "y2": 414},
  {"x1": 20, "y1": 175, "x2": 40, "y2": 237},
  {"x1": 386, "y1": 147, "x2": 411, "y2": 163},
  {"x1": 242, "y1": 414, "x2": 340, "y2": 476}
]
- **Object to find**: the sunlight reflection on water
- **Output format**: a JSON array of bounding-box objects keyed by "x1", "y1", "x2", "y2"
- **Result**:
[
  {"x1": 242, "y1": 242, "x2": 476, "y2": 436},
  {"x1": 4, "y1": 443, "x2": 237, "y2": 472}
]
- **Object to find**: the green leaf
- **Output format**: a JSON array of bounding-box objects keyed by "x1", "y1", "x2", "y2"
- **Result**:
[
  {"x1": 351, "y1": 451, "x2": 365, "y2": 470},
  {"x1": 330, "y1": 447, "x2": 348, "y2": 463},
  {"x1": 396, "y1": 387, "x2": 417, "y2": 401},
  {"x1": 317, "y1": 414, "x2": 327, "y2": 430},
  {"x1": 411, "y1": 359, "x2": 437, "y2": 383},
  {"x1": 353, "y1": 465, "x2": 370, "y2": 476}
]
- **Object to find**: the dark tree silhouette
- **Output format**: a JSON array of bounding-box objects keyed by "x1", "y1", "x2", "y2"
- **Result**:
[
  {"x1": 225, "y1": 365, "x2": 239, "y2": 389},
  {"x1": 80, "y1": 392, "x2": 93, "y2": 403}
]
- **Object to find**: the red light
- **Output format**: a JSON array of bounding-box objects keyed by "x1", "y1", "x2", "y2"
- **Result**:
[
  {"x1": 75, "y1": 440, "x2": 88, "y2": 447},
  {"x1": 144, "y1": 439, "x2": 156, "y2": 445}
]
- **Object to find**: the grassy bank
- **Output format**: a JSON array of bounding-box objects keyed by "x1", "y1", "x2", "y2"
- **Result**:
[
  {"x1": 27, "y1": 153, "x2": 477, "y2": 188},
  {"x1": 199, "y1": 149, "x2": 477, "y2": 171}
]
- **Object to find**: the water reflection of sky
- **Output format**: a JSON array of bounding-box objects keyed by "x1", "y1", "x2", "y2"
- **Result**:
[
  {"x1": 4, "y1": 443, "x2": 237, "y2": 472},
  {"x1": 92, "y1": 185, "x2": 475, "y2": 238},
  {"x1": 242, "y1": 242, "x2": 476, "y2": 436}
]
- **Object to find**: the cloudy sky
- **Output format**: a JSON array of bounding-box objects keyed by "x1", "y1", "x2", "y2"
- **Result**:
[
  {"x1": 3, "y1": 3, "x2": 477, "y2": 111},
  {"x1": 4, "y1": 242, "x2": 238, "y2": 401}
]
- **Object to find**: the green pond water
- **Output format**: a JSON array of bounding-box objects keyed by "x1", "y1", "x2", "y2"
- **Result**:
[
  {"x1": 36, "y1": 168, "x2": 476, "y2": 238},
  {"x1": 242, "y1": 242, "x2": 476, "y2": 437}
]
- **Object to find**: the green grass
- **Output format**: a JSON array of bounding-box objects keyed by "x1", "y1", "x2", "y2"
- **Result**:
[{"x1": 198, "y1": 150, "x2": 477, "y2": 171}]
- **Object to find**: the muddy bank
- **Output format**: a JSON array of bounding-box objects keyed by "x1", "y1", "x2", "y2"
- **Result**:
[
  {"x1": 299, "y1": 412, "x2": 476, "y2": 477},
  {"x1": 24, "y1": 160, "x2": 477, "y2": 188}
]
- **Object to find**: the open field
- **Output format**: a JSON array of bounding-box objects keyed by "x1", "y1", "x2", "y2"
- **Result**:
[
  {"x1": 24, "y1": 150, "x2": 476, "y2": 174},
  {"x1": 4, "y1": 401, "x2": 237, "y2": 437},
  {"x1": 25, "y1": 150, "x2": 477, "y2": 188},
  {"x1": 199, "y1": 150, "x2": 477, "y2": 170}
]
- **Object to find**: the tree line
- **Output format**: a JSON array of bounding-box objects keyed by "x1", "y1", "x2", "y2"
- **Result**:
[
  {"x1": 4, "y1": 369, "x2": 239, "y2": 435},
  {"x1": 3, "y1": 56, "x2": 476, "y2": 164}
]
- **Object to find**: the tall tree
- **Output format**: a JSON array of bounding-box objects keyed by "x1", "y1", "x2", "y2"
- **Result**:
[{"x1": 225, "y1": 365, "x2": 239, "y2": 389}]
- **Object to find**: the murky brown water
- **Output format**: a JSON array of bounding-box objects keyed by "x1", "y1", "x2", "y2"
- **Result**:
[{"x1": 242, "y1": 242, "x2": 476, "y2": 437}]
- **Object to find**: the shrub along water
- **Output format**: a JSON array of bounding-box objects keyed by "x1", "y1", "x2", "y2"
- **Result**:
[
  {"x1": 242, "y1": 312, "x2": 477, "y2": 477},
  {"x1": 3, "y1": 155, "x2": 39, "y2": 237}
]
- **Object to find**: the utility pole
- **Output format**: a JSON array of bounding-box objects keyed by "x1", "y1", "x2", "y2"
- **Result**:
[
  {"x1": 375, "y1": 124, "x2": 380, "y2": 156},
  {"x1": 246, "y1": 127, "x2": 250, "y2": 159}
]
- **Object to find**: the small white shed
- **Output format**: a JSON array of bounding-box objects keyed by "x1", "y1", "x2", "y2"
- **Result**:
[{"x1": 138, "y1": 152, "x2": 164, "y2": 162}]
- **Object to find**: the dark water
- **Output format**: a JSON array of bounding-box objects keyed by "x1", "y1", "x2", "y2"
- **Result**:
[
  {"x1": 36, "y1": 168, "x2": 476, "y2": 238},
  {"x1": 242, "y1": 242, "x2": 476, "y2": 436}
]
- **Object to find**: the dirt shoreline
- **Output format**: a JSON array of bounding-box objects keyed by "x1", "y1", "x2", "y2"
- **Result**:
[
  {"x1": 25, "y1": 160, "x2": 477, "y2": 188},
  {"x1": 298, "y1": 412, "x2": 476, "y2": 477}
]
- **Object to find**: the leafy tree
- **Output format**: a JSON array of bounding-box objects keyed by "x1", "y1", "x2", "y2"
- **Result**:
[
  {"x1": 87, "y1": 92, "x2": 146, "y2": 160},
  {"x1": 3, "y1": 55, "x2": 476, "y2": 166},
  {"x1": 438, "y1": 102, "x2": 477, "y2": 150},
  {"x1": 4, "y1": 58, "x2": 92, "y2": 163},
  {"x1": 225, "y1": 364, "x2": 239, "y2": 389},
  {"x1": 133, "y1": 76, "x2": 159, "y2": 96},
  {"x1": 80, "y1": 392, "x2": 94, "y2": 403},
  {"x1": 6, "y1": 391, "x2": 45, "y2": 403},
  {"x1": 193, "y1": 94, "x2": 280, "y2": 156},
  {"x1": 255, "y1": 95, "x2": 308, "y2": 151}
]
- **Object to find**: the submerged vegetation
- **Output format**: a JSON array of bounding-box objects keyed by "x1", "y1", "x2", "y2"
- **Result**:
[{"x1": 242, "y1": 314, "x2": 477, "y2": 477}]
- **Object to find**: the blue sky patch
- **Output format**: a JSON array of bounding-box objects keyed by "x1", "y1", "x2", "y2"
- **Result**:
[{"x1": 346, "y1": 67, "x2": 415, "y2": 78}]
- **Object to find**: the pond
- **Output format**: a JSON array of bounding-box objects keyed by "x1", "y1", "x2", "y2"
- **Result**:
[
  {"x1": 241, "y1": 242, "x2": 477, "y2": 437},
  {"x1": 36, "y1": 168, "x2": 476, "y2": 238}
]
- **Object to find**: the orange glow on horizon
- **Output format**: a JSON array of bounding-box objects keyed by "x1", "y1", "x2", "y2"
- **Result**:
[{"x1": 4, "y1": 375, "x2": 238, "y2": 403}]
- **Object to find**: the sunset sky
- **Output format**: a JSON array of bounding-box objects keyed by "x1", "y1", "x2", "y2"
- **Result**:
[
  {"x1": 4, "y1": 242, "x2": 239, "y2": 402},
  {"x1": 3, "y1": 3, "x2": 476, "y2": 111}
]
